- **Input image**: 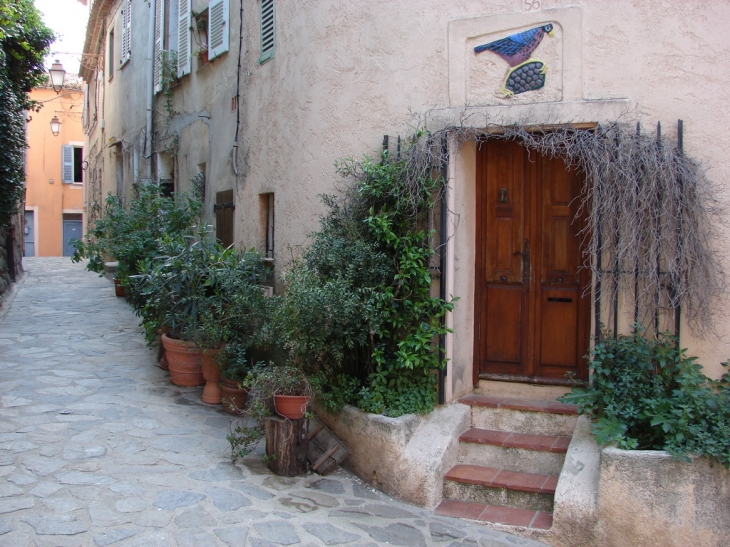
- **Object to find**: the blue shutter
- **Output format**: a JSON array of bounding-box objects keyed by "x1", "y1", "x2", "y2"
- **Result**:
[{"x1": 62, "y1": 145, "x2": 74, "y2": 183}]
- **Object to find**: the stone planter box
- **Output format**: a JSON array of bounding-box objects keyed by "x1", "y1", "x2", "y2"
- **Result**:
[
  {"x1": 550, "y1": 415, "x2": 730, "y2": 547},
  {"x1": 314, "y1": 402, "x2": 469, "y2": 508}
]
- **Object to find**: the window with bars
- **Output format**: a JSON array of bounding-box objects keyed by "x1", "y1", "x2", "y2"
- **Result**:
[{"x1": 259, "y1": 0, "x2": 274, "y2": 64}]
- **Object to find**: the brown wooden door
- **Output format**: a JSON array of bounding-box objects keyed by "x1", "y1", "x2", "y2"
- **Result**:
[{"x1": 474, "y1": 141, "x2": 590, "y2": 383}]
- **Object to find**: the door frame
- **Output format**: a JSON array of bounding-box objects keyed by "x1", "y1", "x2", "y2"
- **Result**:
[{"x1": 472, "y1": 139, "x2": 591, "y2": 386}]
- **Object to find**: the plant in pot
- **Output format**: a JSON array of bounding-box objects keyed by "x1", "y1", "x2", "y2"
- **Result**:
[
  {"x1": 219, "y1": 343, "x2": 253, "y2": 415},
  {"x1": 227, "y1": 362, "x2": 312, "y2": 463},
  {"x1": 193, "y1": 245, "x2": 267, "y2": 404}
]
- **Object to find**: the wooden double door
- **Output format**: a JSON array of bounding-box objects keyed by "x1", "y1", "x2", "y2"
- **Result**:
[{"x1": 474, "y1": 141, "x2": 590, "y2": 383}]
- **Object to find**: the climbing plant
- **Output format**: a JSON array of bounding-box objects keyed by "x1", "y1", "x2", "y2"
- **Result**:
[
  {"x1": 0, "y1": 0, "x2": 54, "y2": 226},
  {"x1": 270, "y1": 133, "x2": 455, "y2": 417}
]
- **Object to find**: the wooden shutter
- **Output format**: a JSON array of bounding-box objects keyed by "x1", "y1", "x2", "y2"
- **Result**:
[
  {"x1": 62, "y1": 145, "x2": 74, "y2": 183},
  {"x1": 121, "y1": 0, "x2": 132, "y2": 65},
  {"x1": 215, "y1": 190, "x2": 234, "y2": 248},
  {"x1": 177, "y1": 0, "x2": 191, "y2": 77},
  {"x1": 208, "y1": 0, "x2": 229, "y2": 60},
  {"x1": 259, "y1": 0, "x2": 275, "y2": 63},
  {"x1": 154, "y1": 0, "x2": 164, "y2": 93}
]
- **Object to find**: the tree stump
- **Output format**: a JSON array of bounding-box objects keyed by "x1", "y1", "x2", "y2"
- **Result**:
[{"x1": 264, "y1": 416, "x2": 309, "y2": 476}]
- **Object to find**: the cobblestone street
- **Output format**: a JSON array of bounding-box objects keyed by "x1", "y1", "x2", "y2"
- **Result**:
[{"x1": 0, "y1": 258, "x2": 547, "y2": 547}]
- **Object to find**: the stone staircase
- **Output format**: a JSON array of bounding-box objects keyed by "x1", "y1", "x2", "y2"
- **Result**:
[{"x1": 435, "y1": 394, "x2": 578, "y2": 530}]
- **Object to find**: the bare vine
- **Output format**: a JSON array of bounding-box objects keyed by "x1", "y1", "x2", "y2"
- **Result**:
[{"x1": 391, "y1": 119, "x2": 725, "y2": 336}]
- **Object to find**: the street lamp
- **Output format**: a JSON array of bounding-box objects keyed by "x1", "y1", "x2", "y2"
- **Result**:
[
  {"x1": 48, "y1": 59, "x2": 66, "y2": 93},
  {"x1": 50, "y1": 115, "x2": 61, "y2": 137}
]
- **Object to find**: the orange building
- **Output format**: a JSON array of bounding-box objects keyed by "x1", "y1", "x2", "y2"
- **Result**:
[{"x1": 24, "y1": 82, "x2": 85, "y2": 257}]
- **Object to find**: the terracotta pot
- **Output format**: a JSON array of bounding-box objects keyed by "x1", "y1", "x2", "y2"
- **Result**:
[
  {"x1": 161, "y1": 333, "x2": 203, "y2": 387},
  {"x1": 220, "y1": 378, "x2": 248, "y2": 415},
  {"x1": 200, "y1": 347, "x2": 224, "y2": 404},
  {"x1": 155, "y1": 328, "x2": 168, "y2": 370},
  {"x1": 274, "y1": 394, "x2": 310, "y2": 420},
  {"x1": 113, "y1": 278, "x2": 126, "y2": 297}
]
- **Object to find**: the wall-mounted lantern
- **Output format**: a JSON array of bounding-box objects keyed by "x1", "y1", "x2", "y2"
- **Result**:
[
  {"x1": 48, "y1": 59, "x2": 66, "y2": 93},
  {"x1": 50, "y1": 115, "x2": 61, "y2": 136}
]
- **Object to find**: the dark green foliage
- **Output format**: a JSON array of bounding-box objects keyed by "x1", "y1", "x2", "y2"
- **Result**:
[
  {"x1": 559, "y1": 326, "x2": 730, "y2": 467},
  {"x1": 0, "y1": 0, "x2": 54, "y2": 225},
  {"x1": 71, "y1": 185, "x2": 203, "y2": 282},
  {"x1": 274, "y1": 140, "x2": 456, "y2": 417}
]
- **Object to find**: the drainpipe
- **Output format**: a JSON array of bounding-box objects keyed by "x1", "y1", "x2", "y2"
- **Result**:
[
  {"x1": 438, "y1": 133, "x2": 449, "y2": 405},
  {"x1": 146, "y1": 0, "x2": 156, "y2": 179}
]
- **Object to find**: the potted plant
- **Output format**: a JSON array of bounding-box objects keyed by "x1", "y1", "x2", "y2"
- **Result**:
[
  {"x1": 219, "y1": 345, "x2": 253, "y2": 415},
  {"x1": 251, "y1": 364, "x2": 313, "y2": 420}
]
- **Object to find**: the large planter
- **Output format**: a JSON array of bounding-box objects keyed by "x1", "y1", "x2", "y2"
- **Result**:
[
  {"x1": 160, "y1": 333, "x2": 203, "y2": 387},
  {"x1": 200, "y1": 347, "x2": 223, "y2": 404},
  {"x1": 274, "y1": 394, "x2": 310, "y2": 420},
  {"x1": 220, "y1": 378, "x2": 248, "y2": 415}
]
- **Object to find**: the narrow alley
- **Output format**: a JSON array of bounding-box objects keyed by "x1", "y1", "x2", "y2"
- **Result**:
[{"x1": 0, "y1": 258, "x2": 548, "y2": 547}]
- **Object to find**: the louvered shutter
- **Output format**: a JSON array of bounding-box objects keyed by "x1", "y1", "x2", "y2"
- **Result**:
[
  {"x1": 154, "y1": 0, "x2": 164, "y2": 92},
  {"x1": 62, "y1": 145, "x2": 74, "y2": 183},
  {"x1": 177, "y1": 0, "x2": 191, "y2": 77},
  {"x1": 208, "y1": 0, "x2": 229, "y2": 60},
  {"x1": 259, "y1": 0, "x2": 275, "y2": 63},
  {"x1": 121, "y1": 0, "x2": 132, "y2": 65}
]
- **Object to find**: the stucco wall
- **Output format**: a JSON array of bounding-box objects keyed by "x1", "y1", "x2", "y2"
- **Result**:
[
  {"x1": 235, "y1": 0, "x2": 730, "y2": 394},
  {"x1": 25, "y1": 87, "x2": 85, "y2": 257}
]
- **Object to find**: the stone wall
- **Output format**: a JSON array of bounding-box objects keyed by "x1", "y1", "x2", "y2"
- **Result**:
[{"x1": 0, "y1": 213, "x2": 23, "y2": 297}]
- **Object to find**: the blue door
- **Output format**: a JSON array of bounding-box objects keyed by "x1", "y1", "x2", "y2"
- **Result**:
[{"x1": 63, "y1": 220, "x2": 82, "y2": 257}]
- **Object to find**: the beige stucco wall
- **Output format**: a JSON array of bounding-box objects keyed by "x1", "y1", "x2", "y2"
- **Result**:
[
  {"x1": 25, "y1": 87, "x2": 85, "y2": 257},
  {"x1": 236, "y1": 0, "x2": 730, "y2": 396}
]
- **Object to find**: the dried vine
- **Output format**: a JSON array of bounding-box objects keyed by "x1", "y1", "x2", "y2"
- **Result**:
[{"x1": 394, "y1": 119, "x2": 724, "y2": 335}]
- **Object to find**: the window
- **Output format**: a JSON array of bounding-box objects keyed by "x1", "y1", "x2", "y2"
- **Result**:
[
  {"x1": 262, "y1": 193, "x2": 274, "y2": 259},
  {"x1": 208, "y1": 0, "x2": 229, "y2": 60},
  {"x1": 259, "y1": 0, "x2": 274, "y2": 64},
  {"x1": 120, "y1": 0, "x2": 132, "y2": 67},
  {"x1": 62, "y1": 144, "x2": 84, "y2": 184},
  {"x1": 108, "y1": 29, "x2": 114, "y2": 80}
]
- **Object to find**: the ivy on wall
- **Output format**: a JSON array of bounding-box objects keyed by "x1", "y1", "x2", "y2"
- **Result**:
[{"x1": 0, "y1": 0, "x2": 54, "y2": 226}]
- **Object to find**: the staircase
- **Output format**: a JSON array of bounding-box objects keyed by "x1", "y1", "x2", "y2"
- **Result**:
[{"x1": 435, "y1": 394, "x2": 578, "y2": 530}]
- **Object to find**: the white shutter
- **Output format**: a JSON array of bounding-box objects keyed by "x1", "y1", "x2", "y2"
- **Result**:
[
  {"x1": 208, "y1": 0, "x2": 229, "y2": 60},
  {"x1": 62, "y1": 145, "x2": 74, "y2": 183},
  {"x1": 259, "y1": 0, "x2": 275, "y2": 63},
  {"x1": 153, "y1": 0, "x2": 164, "y2": 93},
  {"x1": 177, "y1": 0, "x2": 191, "y2": 77},
  {"x1": 121, "y1": 0, "x2": 132, "y2": 65}
]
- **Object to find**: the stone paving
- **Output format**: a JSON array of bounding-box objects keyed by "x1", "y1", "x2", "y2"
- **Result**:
[{"x1": 0, "y1": 258, "x2": 549, "y2": 547}]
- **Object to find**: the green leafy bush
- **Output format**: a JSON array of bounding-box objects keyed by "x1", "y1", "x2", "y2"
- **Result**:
[
  {"x1": 271, "y1": 138, "x2": 456, "y2": 417},
  {"x1": 71, "y1": 185, "x2": 202, "y2": 282},
  {"x1": 559, "y1": 326, "x2": 730, "y2": 467}
]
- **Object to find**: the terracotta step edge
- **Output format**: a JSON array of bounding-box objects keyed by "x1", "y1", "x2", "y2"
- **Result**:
[
  {"x1": 459, "y1": 427, "x2": 572, "y2": 453},
  {"x1": 444, "y1": 464, "x2": 558, "y2": 494},
  {"x1": 459, "y1": 394, "x2": 578, "y2": 415},
  {"x1": 435, "y1": 500, "x2": 553, "y2": 530}
]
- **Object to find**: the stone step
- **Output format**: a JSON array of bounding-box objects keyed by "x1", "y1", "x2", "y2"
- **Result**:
[
  {"x1": 443, "y1": 464, "x2": 557, "y2": 512},
  {"x1": 458, "y1": 428, "x2": 570, "y2": 475},
  {"x1": 459, "y1": 395, "x2": 578, "y2": 436},
  {"x1": 435, "y1": 499, "x2": 553, "y2": 530}
]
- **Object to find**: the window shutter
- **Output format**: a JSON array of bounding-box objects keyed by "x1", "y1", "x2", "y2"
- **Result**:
[
  {"x1": 62, "y1": 145, "x2": 74, "y2": 183},
  {"x1": 154, "y1": 0, "x2": 164, "y2": 93},
  {"x1": 259, "y1": 0, "x2": 275, "y2": 63},
  {"x1": 208, "y1": 0, "x2": 229, "y2": 60},
  {"x1": 177, "y1": 0, "x2": 191, "y2": 77},
  {"x1": 121, "y1": 0, "x2": 132, "y2": 65}
]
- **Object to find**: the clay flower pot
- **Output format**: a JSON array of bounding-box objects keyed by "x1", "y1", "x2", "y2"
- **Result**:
[
  {"x1": 113, "y1": 278, "x2": 126, "y2": 297},
  {"x1": 220, "y1": 378, "x2": 249, "y2": 415},
  {"x1": 200, "y1": 347, "x2": 224, "y2": 404},
  {"x1": 161, "y1": 333, "x2": 204, "y2": 387},
  {"x1": 156, "y1": 328, "x2": 169, "y2": 371},
  {"x1": 274, "y1": 394, "x2": 310, "y2": 420}
]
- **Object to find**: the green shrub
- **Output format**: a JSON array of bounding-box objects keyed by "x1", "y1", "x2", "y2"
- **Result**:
[{"x1": 559, "y1": 326, "x2": 730, "y2": 467}]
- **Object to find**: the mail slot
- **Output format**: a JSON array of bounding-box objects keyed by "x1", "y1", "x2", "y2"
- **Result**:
[{"x1": 547, "y1": 297, "x2": 572, "y2": 303}]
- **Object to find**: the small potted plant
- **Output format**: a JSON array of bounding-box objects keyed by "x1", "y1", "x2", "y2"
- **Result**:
[
  {"x1": 219, "y1": 345, "x2": 252, "y2": 415},
  {"x1": 251, "y1": 364, "x2": 313, "y2": 420}
]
